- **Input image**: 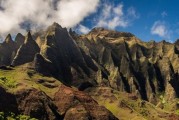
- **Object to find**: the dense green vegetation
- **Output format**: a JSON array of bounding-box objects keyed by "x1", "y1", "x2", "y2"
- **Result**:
[
  {"x1": 0, "y1": 77, "x2": 17, "y2": 88},
  {"x1": 0, "y1": 112, "x2": 38, "y2": 120}
]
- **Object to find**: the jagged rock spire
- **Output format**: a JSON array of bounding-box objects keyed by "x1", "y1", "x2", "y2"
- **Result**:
[
  {"x1": 24, "y1": 31, "x2": 33, "y2": 44},
  {"x1": 52, "y1": 22, "x2": 62, "y2": 28},
  {"x1": 69, "y1": 28, "x2": 72, "y2": 34},
  {"x1": 15, "y1": 33, "x2": 25, "y2": 48},
  {"x1": 47, "y1": 22, "x2": 63, "y2": 33},
  {"x1": 39, "y1": 22, "x2": 91, "y2": 83},
  {"x1": 50, "y1": 22, "x2": 62, "y2": 29},
  {"x1": 4, "y1": 34, "x2": 13, "y2": 43},
  {"x1": 11, "y1": 31, "x2": 40, "y2": 66},
  {"x1": 15, "y1": 33, "x2": 24, "y2": 41}
]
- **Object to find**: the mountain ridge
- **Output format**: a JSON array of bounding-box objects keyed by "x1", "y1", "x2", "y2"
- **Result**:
[{"x1": 0, "y1": 22, "x2": 179, "y2": 119}]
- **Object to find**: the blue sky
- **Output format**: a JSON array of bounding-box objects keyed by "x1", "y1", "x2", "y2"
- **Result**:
[
  {"x1": 77, "y1": 0, "x2": 179, "y2": 42},
  {"x1": 0, "y1": 0, "x2": 179, "y2": 42}
]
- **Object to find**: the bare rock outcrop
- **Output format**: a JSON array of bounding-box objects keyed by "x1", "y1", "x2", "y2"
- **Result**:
[
  {"x1": 0, "y1": 34, "x2": 16, "y2": 65},
  {"x1": 12, "y1": 32, "x2": 40, "y2": 66}
]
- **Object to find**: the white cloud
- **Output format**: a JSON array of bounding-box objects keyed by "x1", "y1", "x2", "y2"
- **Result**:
[
  {"x1": 95, "y1": 3, "x2": 138, "y2": 29},
  {"x1": 78, "y1": 25, "x2": 90, "y2": 34},
  {"x1": 0, "y1": 0, "x2": 99, "y2": 37},
  {"x1": 57, "y1": 0, "x2": 99, "y2": 28},
  {"x1": 113, "y1": 4, "x2": 123, "y2": 16},
  {"x1": 151, "y1": 21, "x2": 171, "y2": 39}
]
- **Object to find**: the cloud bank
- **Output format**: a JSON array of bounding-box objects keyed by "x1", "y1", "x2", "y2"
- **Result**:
[
  {"x1": 77, "y1": 2, "x2": 139, "y2": 34},
  {"x1": 96, "y1": 3, "x2": 139, "y2": 29},
  {"x1": 96, "y1": 4, "x2": 127, "y2": 29},
  {"x1": 151, "y1": 21, "x2": 171, "y2": 39},
  {"x1": 0, "y1": 0, "x2": 99, "y2": 37},
  {"x1": 77, "y1": 25, "x2": 90, "y2": 34}
]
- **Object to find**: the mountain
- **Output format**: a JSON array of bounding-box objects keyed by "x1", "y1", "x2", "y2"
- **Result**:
[
  {"x1": 15, "y1": 33, "x2": 25, "y2": 49},
  {"x1": 0, "y1": 22, "x2": 179, "y2": 119},
  {"x1": 11, "y1": 32, "x2": 40, "y2": 66}
]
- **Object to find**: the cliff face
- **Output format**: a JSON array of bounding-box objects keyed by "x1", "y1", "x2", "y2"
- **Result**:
[
  {"x1": 11, "y1": 32, "x2": 40, "y2": 66},
  {"x1": 0, "y1": 33, "x2": 26, "y2": 66},
  {"x1": 35, "y1": 23, "x2": 97, "y2": 85},
  {"x1": 0, "y1": 68, "x2": 118, "y2": 120},
  {"x1": 0, "y1": 34, "x2": 16, "y2": 65},
  {"x1": 1, "y1": 22, "x2": 179, "y2": 119},
  {"x1": 1, "y1": 23, "x2": 179, "y2": 102},
  {"x1": 72, "y1": 28, "x2": 179, "y2": 103}
]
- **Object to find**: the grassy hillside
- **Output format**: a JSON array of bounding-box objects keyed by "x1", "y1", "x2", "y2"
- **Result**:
[{"x1": 86, "y1": 87, "x2": 179, "y2": 120}]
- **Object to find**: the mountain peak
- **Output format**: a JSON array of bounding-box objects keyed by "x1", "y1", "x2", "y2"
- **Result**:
[
  {"x1": 11, "y1": 31, "x2": 40, "y2": 66},
  {"x1": 47, "y1": 22, "x2": 63, "y2": 33},
  {"x1": 90, "y1": 27, "x2": 105, "y2": 32},
  {"x1": 24, "y1": 31, "x2": 33, "y2": 44},
  {"x1": 1, "y1": 22, "x2": 179, "y2": 119},
  {"x1": 16, "y1": 33, "x2": 24, "y2": 38},
  {"x1": 15, "y1": 33, "x2": 25, "y2": 49},
  {"x1": 15, "y1": 33, "x2": 24, "y2": 42},
  {"x1": 52, "y1": 22, "x2": 62, "y2": 28},
  {"x1": 89, "y1": 27, "x2": 134, "y2": 38},
  {"x1": 27, "y1": 31, "x2": 32, "y2": 37},
  {"x1": 4, "y1": 34, "x2": 13, "y2": 43}
]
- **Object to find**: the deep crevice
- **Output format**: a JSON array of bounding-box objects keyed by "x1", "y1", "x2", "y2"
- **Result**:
[
  {"x1": 153, "y1": 64, "x2": 165, "y2": 92},
  {"x1": 119, "y1": 72, "x2": 130, "y2": 93}
]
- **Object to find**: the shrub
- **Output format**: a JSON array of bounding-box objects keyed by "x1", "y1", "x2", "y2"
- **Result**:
[
  {"x1": 0, "y1": 112, "x2": 4, "y2": 120},
  {"x1": 0, "y1": 112, "x2": 38, "y2": 120},
  {"x1": 0, "y1": 77, "x2": 17, "y2": 88}
]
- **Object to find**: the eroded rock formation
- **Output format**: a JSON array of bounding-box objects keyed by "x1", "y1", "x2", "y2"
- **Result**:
[
  {"x1": 12, "y1": 32, "x2": 40, "y2": 66},
  {"x1": 1, "y1": 22, "x2": 179, "y2": 119}
]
